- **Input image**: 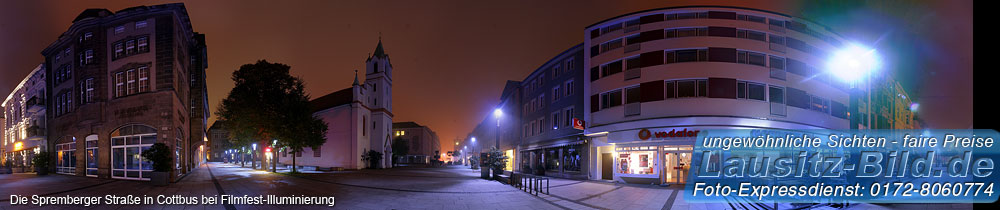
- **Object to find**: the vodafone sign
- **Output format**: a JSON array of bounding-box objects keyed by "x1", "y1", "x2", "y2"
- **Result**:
[{"x1": 637, "y1": 128, "x2": 700, "y2": 140}]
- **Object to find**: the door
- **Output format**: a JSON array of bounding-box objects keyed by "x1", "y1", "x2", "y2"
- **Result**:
[
  {"x1": 663, "y1": 153, "x2": 678, "y2": 183},
  {"x1": 662, "y1": 152, "x2": 693, "y2": 184},
  {"x1": 601, "y1": 153, "x2": 613, "y2": 180}
]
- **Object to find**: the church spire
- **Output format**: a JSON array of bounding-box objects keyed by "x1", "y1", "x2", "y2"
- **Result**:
[{"x1": 353, "y1": 69, "x2": 359, "y2": 86}]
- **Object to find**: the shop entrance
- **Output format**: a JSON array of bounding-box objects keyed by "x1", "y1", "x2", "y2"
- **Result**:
[{"x1": 661, "y1": 148, "x2": 692, "y2": 184}]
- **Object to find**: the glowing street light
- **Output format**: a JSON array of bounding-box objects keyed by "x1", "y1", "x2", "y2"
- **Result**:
[
  {"x1": 493, "y1": 108, "x2": 503, "y2": 119},
  {"x1": 826, "y1": 43, "x2": 880, "y2": 83},
  {"x1": 910, "y1": 103, "x2": 919, "y2": 112}
]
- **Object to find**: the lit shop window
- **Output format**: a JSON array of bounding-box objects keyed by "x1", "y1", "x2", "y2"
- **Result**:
[{"x1": 616, "y1": 147, "x2": 656, "y2": 175}]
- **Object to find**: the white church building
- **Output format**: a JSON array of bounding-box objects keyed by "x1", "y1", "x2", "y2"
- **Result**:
[{"x1": 277, "y1": 39, "x2": 394, "y2": 169}]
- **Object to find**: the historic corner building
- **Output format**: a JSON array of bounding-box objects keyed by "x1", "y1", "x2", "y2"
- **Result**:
[
  {"x1": 391, "y1": 122, "x2": 442, "y2": 164},
  {"x1": 3, "y1": 64, "x2": 48, "y2": 172},
  {"x1": 38, "y1": 3, "x2": 209, "y2": 181},
  {"x1": 276, "y1": 40, "x2": 394, "y2": 170},
  {"x1": 581, "y1": 6, "x2": 866, "y2": 185}
]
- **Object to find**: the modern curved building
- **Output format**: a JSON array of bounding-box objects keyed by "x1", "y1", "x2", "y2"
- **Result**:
[{"x1": 582, "y1": 6, "x2": 856, "y2": 184}]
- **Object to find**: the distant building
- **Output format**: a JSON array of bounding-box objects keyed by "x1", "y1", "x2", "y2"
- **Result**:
[
  {"x1": 460, "y1": 44, "x2": 586, "y2": 179},
  {"x1": 40, "y1": 3, "x2": 208, "y2": 181},
  {"x1": 852, "y1": 75, "x2": 914, "y2": 129},
  {"x1": 276, "y1": 39, "x2": 394, "y2": 170},
  {"x1": 3, "y1": 64, "x2": 47, "y2": 172},
  {"x1": 391, "y1": 122, "x2": 441, "y2": 164},
  {"x1": 207, "y1": 121, "x2": 232, "y2": 162}
]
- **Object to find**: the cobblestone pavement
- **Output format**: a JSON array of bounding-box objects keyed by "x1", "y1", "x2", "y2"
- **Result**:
[{"x1": 0, "y1": 162, "x2": 976, "y2": 210}]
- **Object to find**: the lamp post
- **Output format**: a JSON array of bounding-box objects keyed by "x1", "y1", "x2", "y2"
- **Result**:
[
  {"x1": 471, "y1": 137, "x2": 478, "y2": 170},
  {"x1": 827, "y1": 43, "x2": 880, "y2": 129}
]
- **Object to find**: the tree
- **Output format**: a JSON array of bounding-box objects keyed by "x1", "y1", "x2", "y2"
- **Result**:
[
  {"x1": 432, "y1": 150, "x2": 442, "y2": 166},
  {"x1": 216, "y1": 60, "x2": 328, "y2": 173},
  {"x1": 141, "y1": 143, "x2": 172, "y2": 172},
  {"x1": 391, "y1": 137, "x2": 409, "y2": 167}
]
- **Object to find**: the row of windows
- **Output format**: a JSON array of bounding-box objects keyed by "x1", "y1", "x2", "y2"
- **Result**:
[
  {"x1": 114, "y1": 66, "x2": 151, "y2": 98},
  {"x1": 524, "y1": 57, "x2": 576, "y2": 95},
  {"x1": 523, "y1": 80, "x2": 576, "y2": 115},
  {"x1": 54, "y1": 65, "x2": 73, "y2": 85},
  {"x1": 54, "y1": 91, "x2": 73, "y2": 116},
  {"x1": 590, "y1": 10, "x2": 841, "y2": 47},
  {"x1": 590, "y1": 47, "x2": 843, "y2": 90},
  {"x1": 115, "y1": 20, "x2": 148, "y2": 35},
  {"x1": 523, "y1": 107, "x2": 576, "y2": 138},
  {"x1": 112, "y1": 35, "x2": 150, "y2": 60},
  {"x1": 592, "y1": 26, "x2": 825, "y2": 60},
  {"x1": 590, "y1": 78, "x2": 847, "y2": 119}
]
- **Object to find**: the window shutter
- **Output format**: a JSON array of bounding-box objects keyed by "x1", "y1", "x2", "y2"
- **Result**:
[
  {"x1": 707, "y1": 11, "x2": 737, "y2": 19},
  {"x1": 639, "y1": 81, "x2": 664, "y2": 102},
  {"x1": 639, "y1": 50, "x2": 664, "y2": 67},
  {"x1": 707, "y1": 78, "x2": 737, "y2": 99},
  {"x1": 707, "y1": 27, "x2": 737, "y2": 37},
  {"x1": 639, "y1": 14, "x2": 664, "y2": 24},
  {"x1": 639, "y1": 29, "x2": 664, "y2": 43},
  {"x1": 708, "y1": 47, "x2": 737, "y2": 63}
]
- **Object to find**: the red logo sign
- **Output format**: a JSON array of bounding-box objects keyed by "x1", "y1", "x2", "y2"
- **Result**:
[
  {"x1": 637, "y1": 128, "x2": 700, "y2": 140},
  {"x1": 572, "y1": 118, "x2": 585, "y2": 130}
]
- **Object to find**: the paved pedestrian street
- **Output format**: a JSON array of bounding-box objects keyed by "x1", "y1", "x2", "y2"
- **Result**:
[{"x1": 0, "y1": 163, "x2": 974, "y2": 210}]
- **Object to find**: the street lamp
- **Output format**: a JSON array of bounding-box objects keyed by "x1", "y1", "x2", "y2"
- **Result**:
[{"x1": 827, "y1": 43, "x2": 880, "y2": 129}]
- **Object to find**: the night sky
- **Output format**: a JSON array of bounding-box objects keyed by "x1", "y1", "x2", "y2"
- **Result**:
[{"x1": 0, "y1": 0, "x2": 973, "y2": 149}]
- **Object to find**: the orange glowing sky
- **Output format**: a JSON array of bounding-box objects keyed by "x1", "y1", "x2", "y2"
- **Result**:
[{"x1": 0, "y1": 0, "x2": 974, "y2": 150}]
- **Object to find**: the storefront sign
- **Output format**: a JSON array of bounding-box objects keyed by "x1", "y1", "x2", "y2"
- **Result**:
[
  {"x1": 572, "y1": 118, "x2": 585, "y2": 130},
  {"x1": 637, "y1": 128, "x2": 700, "y2": 140}
]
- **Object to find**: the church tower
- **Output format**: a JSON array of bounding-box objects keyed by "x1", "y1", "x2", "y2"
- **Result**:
[{"x1": 365, "y1": 38, "x2": 394, "y2": 168}]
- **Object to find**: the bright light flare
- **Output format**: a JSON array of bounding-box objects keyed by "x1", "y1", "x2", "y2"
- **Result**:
[
  {"x1": 826, "y1": 43, "x2": 880, "y2": 83},
  {"x1": 493, "y1": 108, "x2": 503, "y2": 118}
]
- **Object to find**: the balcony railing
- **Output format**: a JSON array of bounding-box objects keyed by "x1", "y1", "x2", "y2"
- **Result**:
[
  {"x1": 26, "y1": 96, "x2": 44, "y2": 113},
  {"x1": 27, "y1": 125, "x2": 44, "y2": 139}
]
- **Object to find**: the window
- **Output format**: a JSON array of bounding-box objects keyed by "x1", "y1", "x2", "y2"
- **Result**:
[
  {"x1": 115, "y1": 25, "x2": 125, "y2": 34},
  {"x1": 552, "y1": 65, "x2": 561, "y2": 78},
  {"x1": 84, "y1": 32, "x2": 93, "y2": 41},
  {"x1": 810, "y1": 95, "x2": 829, "y2": 113},
  {"x1": 565, "y1": 58, "x2": 575, "y2": 72},
  {"x1": 138, "y1": 36, "x2": 148, "y2": 53},
  {"x1": 563, "y1": 108, "x2": 575, "y2": 127},
  {"x1": 136, "y1": 20, "x2": 147, "y2": 29},
  {"x1": 677, "y1": 28, "x2": 698, "y2": 37},
  {"x1": 600, "y1": 38, "x2": 623, "y2": 53},
  {"x1": 665, "y1": 81, "x2": 675, "y2": 98},
  {"x1": 747, "y1": 82, "x2": 766, "y2": 101},
  {"x1": 115, "y1": 42, "x2": 125, "y2": 59},
  {"x1": 313, "y1": 147, "x2": 321, "y2": 157},
  {"x1": 625, "y1": 34, "x2": 642, "y2": 45},
  {"x1": 84, "y1": 49, "x2": 94, "y2": 65},
  {"x1": 698, "y1": 80, "x2": 708, "y2": 97},
  {"x1": 57, "y1": 142, "x2": 77, "y2": 174},
  {"x1": 766, "y1": 56, "x2": 785, "y2": 70},
  {"x1": 84, "y1": 78, "x2": 94, "y2": 103},
  {"x1": 552, "y1": 86, "x2": 561, "y2": 101},
  {"x1": 738, "y1": 50, "x2": 766, "y2": 67},
  {"x1": 600, "y1": 60, "x2": 623, "y2": 77},
  {"x1": 530, "y1": 121, "x2": 536, "y2": 135},
  {"x1": 625, "y1": 86, "x2": 641, "y2": 104},
  {"x1": 139, "y1": 66, "x2": 149, "y2": 92},
  {"x1": 562, "y1": 145, "x2": 582, "y2": 172},
  {"x1": 523, "y1": 124, "x2": 530, "y2": 137},
  {"x1": 551, "y1": 112, "x2": 560, "y2": 130},
  {"x1": 737, "y1": 29, "x2": 767, "y2": 42},
  {"x1": 625, "y1": 56, "x2": 640, "y2": 70},
  {"x1": 127, "y1": 69, "x2": 136, "y2": 95},
  {"x1": 600, "y1": 89, "x2": 622, "y2": 109},
  {"x1": 115, "y1": 72, "x2": 125, "y2": 97},
  {"x1": 86, "y1": 135, "x2": 98, "y2": 176},
  {"x1": 537, "y1": 94, "x2": 545, "y2": 109},
  {"x1": 769, "y1": 86, "x2": 785, "y2": 104},
  {"x1": 737, "y1": 81, "x2": 749, "y2": 99},
  {"x1": 126, "y1": 40, "x2": 135, "y2": 55},
  {"x1": 564, "y1": 80, "x2": 575, "y2": 96}
]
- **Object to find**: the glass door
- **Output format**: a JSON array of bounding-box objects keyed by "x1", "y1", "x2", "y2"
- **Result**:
[{"x1": 661, "y1": 149, "x2": 693, "y2": 184}]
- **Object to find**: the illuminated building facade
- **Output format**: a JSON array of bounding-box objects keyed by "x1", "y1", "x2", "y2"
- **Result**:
[
  {"x1": 207, "y1": 120, "x2": 233, "y2": 162},
  {"x1": 277, "y1": 39, "x2": 394, "y2": 170},
  {"x1": 460, "y1": 45, "x2": 587, "y2": 179},
  {"x1": 2, "y1": 64, "x2": 47, "y2": 172},
  {"x1": 391, "y1": 122, "x2": 441, "y2": 164},
  {"x1": 40, "y1": 3, "x2": 208, "y2": 181},
  {"x1": 582, "y1": 6, "x2": 854, "y2": 184}
]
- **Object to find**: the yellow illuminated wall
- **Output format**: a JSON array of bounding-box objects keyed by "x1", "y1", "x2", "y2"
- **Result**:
[{"x1": 504, "y1": 149, "x2": 514, "y2": 171}]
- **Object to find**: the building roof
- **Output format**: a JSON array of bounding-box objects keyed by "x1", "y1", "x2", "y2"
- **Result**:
[
  {"x1": 310, "y1": 87, "x2": 354, "y2": 112},
  {"x1": 72, "y1": 8, "x2": 113, "y2": 23},
  {"x1": 392, "y1": 122, "x2": 423, "y2": 129}
]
